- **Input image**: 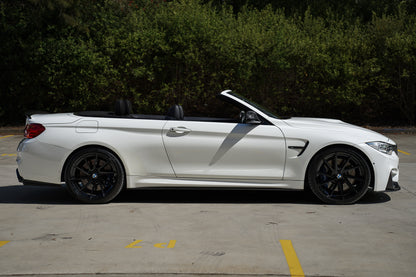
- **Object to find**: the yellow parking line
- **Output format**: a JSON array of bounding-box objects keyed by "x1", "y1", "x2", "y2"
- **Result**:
[
  {"x1": 0, "y1": 135, "x2": 14, "y2": 139},
  {"x1": 280, "y1": 240, "x2": 305, "y2": 277},
  {"x1": 0, "y1": 241, "x2": 10, "y2": 247},
  {"x1": 1, "y1": 153, "x2": 16, "y2": 156},
  {"x1": 398, "y1": 149, "x2": 410, "y2": 155},
  {"x1": 125, "y1": 240, "x2": 143, "y2": 248}
]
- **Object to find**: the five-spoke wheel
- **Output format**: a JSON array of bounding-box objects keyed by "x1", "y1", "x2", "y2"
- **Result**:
[
  {"x1": 64, "y1": 148, "x2": 125, "y2": 204},
  {"x1": 307, "y1": 147, "x2": 371, "y2": 204}
]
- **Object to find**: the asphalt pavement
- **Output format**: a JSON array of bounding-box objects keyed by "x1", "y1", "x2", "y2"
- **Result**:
[{"x1": 0, "y1": 133, "x2": 415, "y2": 277}]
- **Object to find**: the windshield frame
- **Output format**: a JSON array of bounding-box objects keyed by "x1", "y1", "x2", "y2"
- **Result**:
[{"x1": 224, "y1": 91, "x2": 279, "y2": 119}]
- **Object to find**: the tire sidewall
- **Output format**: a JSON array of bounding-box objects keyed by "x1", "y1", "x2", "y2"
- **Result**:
[
  {"x1": 307, "y1": 147, "x2": 371, "y2": 205},
  {"x1": 64, "y1": 148, "x2": 125, "y2": 204}
]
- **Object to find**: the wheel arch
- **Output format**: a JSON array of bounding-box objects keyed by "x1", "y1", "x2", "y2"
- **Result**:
[
  {"x1": 60, "y1": 144, "x2": 127, "y2": 188},
  {"x1": 304, "y1": 143, "x2": 375, "y2": 190}
]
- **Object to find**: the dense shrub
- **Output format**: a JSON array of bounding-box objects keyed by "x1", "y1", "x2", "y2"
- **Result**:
[{"x1": 0, "y1": 0, "x2": 415, "y2": 125}]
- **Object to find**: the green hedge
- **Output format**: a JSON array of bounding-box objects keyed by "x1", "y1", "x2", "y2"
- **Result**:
[{"x1": 1, "y1": 0, "x2": 415, "y2": 125}]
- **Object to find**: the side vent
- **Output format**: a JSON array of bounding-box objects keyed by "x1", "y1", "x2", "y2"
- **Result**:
[{"x1": 288, "y1": 141, "x2": 309, "y2": 156}]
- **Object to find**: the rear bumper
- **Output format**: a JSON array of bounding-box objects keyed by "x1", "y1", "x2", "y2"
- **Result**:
[
  {"x1": 17, "y1": 137, "x2": 68, "y2": 184},
  {"x1": 16, "y1": 168, "x2": 61, "y2": 187},
  {"x1": 16, "y1": 168, "x2": 24, "y2": 183}
]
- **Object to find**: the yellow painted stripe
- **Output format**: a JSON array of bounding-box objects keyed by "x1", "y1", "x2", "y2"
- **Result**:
[
  {"x1": 0, "y1": 241, "x2": 10, "y2": 247},
  {"x1": 125, "y1": 240, "x2": 143, "y2": 248},
  {"x1": 398, "y1": 149, "x2": 410, "y2": 155},
  {"x1": 1, "y1": 154, "x2": 17, "y2": 157},
  {"x1": 167, "y1": 240, "x2": 176, "y2": 248},
  {"x1": 0, "y1": 135, "x2": 14, "y2": 139},
  {"x1": 280, "y1": 240, "x2": 305, "y2": 277}
]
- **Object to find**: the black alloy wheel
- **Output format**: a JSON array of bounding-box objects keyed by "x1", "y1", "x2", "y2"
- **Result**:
[
  {"x1": 307, "y1": 147, "x2": 371, "y2": 204},
  {"x1": 65, "y1": 148, "x2": 125, "y2": 204}
]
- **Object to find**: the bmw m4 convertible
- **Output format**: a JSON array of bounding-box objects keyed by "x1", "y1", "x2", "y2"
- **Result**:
[{"x1": 17, "y1": 90, "x2": 400, "y2": 204}]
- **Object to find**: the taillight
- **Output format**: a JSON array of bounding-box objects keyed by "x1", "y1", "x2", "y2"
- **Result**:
[{"x1": 24, "y1": 123, "x2": 45, "y2": 139}]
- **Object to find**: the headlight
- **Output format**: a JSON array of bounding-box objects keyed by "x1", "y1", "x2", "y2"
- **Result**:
[{"x1": 366, "y1": 141, "x2": 397, "y2": 155}]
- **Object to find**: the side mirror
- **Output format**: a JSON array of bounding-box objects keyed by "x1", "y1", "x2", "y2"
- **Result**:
[
  {"x1": 239, "y1": 111, "x2": 246, "y2": 123},
  {"x1": 245, "y1": 111, "x2": 261, "y2": 124}
]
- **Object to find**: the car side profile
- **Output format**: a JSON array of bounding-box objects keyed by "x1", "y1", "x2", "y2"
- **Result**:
[{"x1": 16, "y1": 90, "x2": 400, "y2": 204}]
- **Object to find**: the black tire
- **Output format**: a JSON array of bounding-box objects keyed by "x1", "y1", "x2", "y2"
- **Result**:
[
  {"x1": 64, "y1": 148, "x2": 125, "y2": 204},
  {"x1": 307, "y1": 147, "x2": 371, "y2": 204}
]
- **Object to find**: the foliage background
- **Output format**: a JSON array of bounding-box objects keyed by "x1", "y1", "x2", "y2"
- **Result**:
[{"x1": 1, "y1": 0, "x2": 415, "y2": 125}]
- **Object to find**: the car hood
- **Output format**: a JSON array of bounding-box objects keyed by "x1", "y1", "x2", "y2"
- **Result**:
[
  {"x1": 277, "y1": 117, "x2": 395, "y2": 144},
  {"x1": 283, "y1": 117, "x2": 352, "y2": 128}
]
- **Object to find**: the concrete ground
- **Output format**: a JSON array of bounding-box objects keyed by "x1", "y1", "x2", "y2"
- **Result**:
[{"x1": 0, "y1": 133, "x2": 415, "y2": 277}]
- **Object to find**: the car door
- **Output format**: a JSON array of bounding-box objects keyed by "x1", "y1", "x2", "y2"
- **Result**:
[{"x1": 162, "y1": 120, "x2": 286, "y2": 180}]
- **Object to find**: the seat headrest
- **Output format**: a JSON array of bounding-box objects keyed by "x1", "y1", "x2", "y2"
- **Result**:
[
  {"x1": 166, "y1": 105, "x2": 184, "y2": 120},
  {"x1": 115, "y1": 99, "x2": 133, "y2": 116}
]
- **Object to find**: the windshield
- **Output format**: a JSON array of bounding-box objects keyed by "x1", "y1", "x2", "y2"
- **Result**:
[{"x1": 227, "y1": 91, "x2": 279, "y2": 119}]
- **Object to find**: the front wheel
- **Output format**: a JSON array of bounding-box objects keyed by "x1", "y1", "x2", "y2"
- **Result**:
[
  {"x1": 307, "y1": 147, "x2": 371, "y2": 204},
  {"x1": 64, "y1": 148, "x2": 125, "y2": 204}
]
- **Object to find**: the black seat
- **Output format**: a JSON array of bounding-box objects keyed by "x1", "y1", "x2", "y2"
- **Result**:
[
  {"x1": 166, "y1": 105, "x2": 184, "y2": 120},
  {"x1": 115, "y1": 99, "x2": 133, "y2": 116}
]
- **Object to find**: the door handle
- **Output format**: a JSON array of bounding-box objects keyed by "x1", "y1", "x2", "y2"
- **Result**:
[{"x1": 169, "y1": 126, "x2": 191, "y2": 134}]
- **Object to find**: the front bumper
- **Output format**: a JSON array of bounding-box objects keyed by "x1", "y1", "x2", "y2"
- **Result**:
[
  {"x1": 386, "y1": 182, "x2": 401, "y2": 191},
  {"x1": 363, "y1": 143, "x2": 400, "y2": 192},
  {"x1": 386, "y1": 171, "x2": 401, "y2": 191}
]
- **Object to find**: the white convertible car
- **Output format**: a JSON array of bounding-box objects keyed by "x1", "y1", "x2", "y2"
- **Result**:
[{"x1": 17, "y1": 90, "x2": 400, "y2": 204}]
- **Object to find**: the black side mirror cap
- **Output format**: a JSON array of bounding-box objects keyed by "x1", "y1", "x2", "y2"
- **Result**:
[{"x1": 245, "y1": 110, "x2": 261, "y2": 124}]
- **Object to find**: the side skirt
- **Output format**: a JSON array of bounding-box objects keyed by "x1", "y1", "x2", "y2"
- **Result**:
[{"x1": 127, "y1": 176, "x2": 304, "y2": 190}]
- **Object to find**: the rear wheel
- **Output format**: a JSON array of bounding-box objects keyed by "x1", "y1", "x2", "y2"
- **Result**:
[
  {"x1": 307, "y1": 147, "x2": 371, "y2": 204},
  {"x1": 64, "y1": 148, "x2": 125, "y2": 204}
]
